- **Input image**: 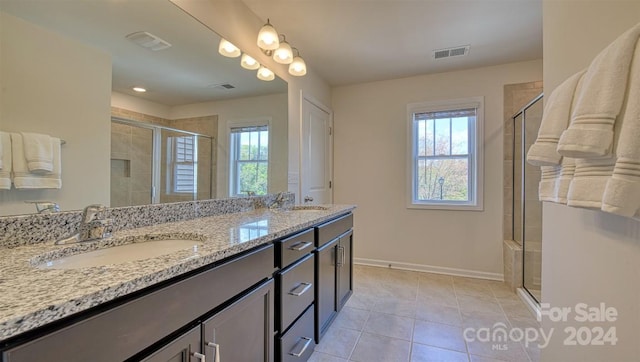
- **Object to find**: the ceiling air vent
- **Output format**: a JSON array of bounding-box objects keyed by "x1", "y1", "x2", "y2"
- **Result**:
[
  {"x1": 126, "y1": 32, "x2": 172, "y2": 51},
  {"x1": 433, "y1": 45, "x2": 470, "y2": 60},
  {"x1": 208, "y1": 83, "x2": 236, "y2": 90}
]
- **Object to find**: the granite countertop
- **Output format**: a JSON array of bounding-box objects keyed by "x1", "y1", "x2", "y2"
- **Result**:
[{"x1": 0, "y1": 205, "x2": 355, "y2": 342}]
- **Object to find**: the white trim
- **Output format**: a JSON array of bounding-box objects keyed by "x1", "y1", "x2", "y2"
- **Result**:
[
  {"x1": 354, "y1": 257, "x2": 503, "y2": 281},
  {"x1": 406, "y1": 96, "x2": 484, "y2": 211},
  {"x1": 225, "y1": 117, "x2": 272, "y2": 197},
  {"x1": 517, "y1": 288, "x2": 541, "y2": 320}
]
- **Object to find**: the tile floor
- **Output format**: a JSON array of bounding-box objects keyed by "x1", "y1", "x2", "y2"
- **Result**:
[{"x1": 309, "y1": 265, "x2": 540, "y2": 362}]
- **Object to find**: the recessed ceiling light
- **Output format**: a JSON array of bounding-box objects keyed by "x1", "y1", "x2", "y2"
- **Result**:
[{"x1": 133, "y1": 87, "x2": 147, "y2": 93}]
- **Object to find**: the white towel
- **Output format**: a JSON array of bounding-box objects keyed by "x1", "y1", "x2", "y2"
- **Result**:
[
  {"x1": 527, "y1": 70, "x2": 584, "y2": 166},
  {"x1": 557, "y1": 22, "x2": 640, "y2": 159},
  {"x1": 555, "y1": 157, "x2": 576, "y2": 204},
  {"x1": 11, "y1": 133, "x2": 62, "y2": 189},
  {"x1": 566, "y1": 157, "x2": 615, "y2": 209},
  {"x1": 0, "y1": 132, "x2": 11, "y2": 190},
  {"x1": 20, "y1": 132, "x2": 54, "y2": 173},
  {"x1": 602, "y1": 37, "x2": 640, "y2": 217},
  {"x1": 539, "y1": 166, "x2": 561, "y2": 202}
]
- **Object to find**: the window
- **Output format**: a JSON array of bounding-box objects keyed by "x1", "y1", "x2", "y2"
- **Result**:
[
  {"x1": 167, "y1": 135, "x2": 197, "y2": 194},
  {"x1": 407, "y1": 97, "x2": 483, "y2": 210},
  {"x1": 229, "y1": 124, "x2": 269, "y2": 196}
]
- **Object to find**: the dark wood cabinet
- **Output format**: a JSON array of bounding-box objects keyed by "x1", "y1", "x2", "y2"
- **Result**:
[
  {"x1": 141, "y1": 326, "x2": 202, "y2": 362},
  {"x1": 142, "y1": 279, "x2": 274, "y2": 362},
  {"x1": 314, "y1": 214, "x2": 354, "y2": 342},
  {"x1": 202, "y1": 279, "x2": 274, "y2": 362}
]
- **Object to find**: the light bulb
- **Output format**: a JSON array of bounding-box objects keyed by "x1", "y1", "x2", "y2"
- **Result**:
[
  {"x1": 240, "y1": 53, "x2": 260, "y2": 70},
  {"x1": 257, "y1": 21, "x2": 280, "y2": 51},
  {"x1": 273, "y1": 41, "x2": 293, "y2": 64},
  {"x1": 257, "y1": 66, "x2": 275, "y2": 81},
  {"x1": 218, "y1": 38, "x2": 241, "y2": 58},
  {"x1": 132, "y1": 87, "x2": 147, "y2": 92},
  {"x1": 288, "y1": 56, "x2": 307, "y2": 76}
]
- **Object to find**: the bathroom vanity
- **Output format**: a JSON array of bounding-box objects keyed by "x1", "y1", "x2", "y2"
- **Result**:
[{"x1": 0, "y1": 203, "x2": 354, "y2": 362}]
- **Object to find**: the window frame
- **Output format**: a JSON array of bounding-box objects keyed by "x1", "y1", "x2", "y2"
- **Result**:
[
  {"x1": 406, "y1": 96, "x2": 484, "y2": 211},
  {"x1": 227, "y1": 118, "x2": 272, "y2": 197},
  {"x1": 166, "y1": 134, "x2": 198, "y2": 196}
]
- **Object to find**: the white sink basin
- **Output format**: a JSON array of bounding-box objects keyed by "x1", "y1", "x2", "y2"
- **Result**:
[{"x1": 37, "y1": 239, "x2": 204, "y2": 270}]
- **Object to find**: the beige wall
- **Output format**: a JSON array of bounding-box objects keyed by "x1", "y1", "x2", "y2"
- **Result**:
[
  {"x1": 541, "y1": 1, "x2": 640, "y2": 360},
  {"x1": 332, "y1": 60, "x2": 542, "y2": 278},
  {"x1": 171, "y1": 93, "x2": 288, "y2": 197},
  {"x1": 0, "y1": 12, "x2": 111, "y2": 215},
  {"x1": 170, "y1": 0, "x2": 332, "y2": 202}
]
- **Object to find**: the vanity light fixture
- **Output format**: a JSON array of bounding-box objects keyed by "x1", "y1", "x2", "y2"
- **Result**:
[
  {"x1": 218, "y1": 38, "x2": 241, "y2": 58},
  {"x1": 257, "y1": 66, "x2": 275, "y2": 81},
  {"x1": 272, "y1": 35, "x2": 293, "y2": 64},
  {"x1": 288, "y1": 48, "x2": 307, "y2": 76},
  {"x1": 240, "y1": 53, "x2": 260, "y2": 70},
  {"x1": 257, "y1": 19, "x2": 280, "y2": 51},
  {"x1": 132, "y1": 87, "x2": 147, "y2": 93}
]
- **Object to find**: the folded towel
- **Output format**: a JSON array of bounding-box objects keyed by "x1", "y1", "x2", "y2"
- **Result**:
[
  {"x1": 0, "y1": 132, "x2": 11, "y2": 190},
  {"x1": 20, "y1": 132, "x2": 54, "y2": 173},
  {"x1": 527, "y1": 71, "x2": 584, "y2": 166},
  {"x1": 555, "y1": 157, "x2": 576, "y2": 204},
  {"x1": 11, "y1": 133, "x2": 62, "y2": 189},
  {"x1": 539, "y1": 166, "x2": 561, "y2": 202},
  {"x1": 566, "y1": 158, "x2": 615, "y2": 209},
  {"x1": 557, "y1": 22, "x2": 640, "y2": 159},
  {"x1": 602, "y1": 37, "x2": 640, "y2": 217}
]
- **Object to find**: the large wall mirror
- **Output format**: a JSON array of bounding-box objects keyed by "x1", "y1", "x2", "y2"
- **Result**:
[{"x1": 0, "y1": 0, "x2": 288, "y2": 216}]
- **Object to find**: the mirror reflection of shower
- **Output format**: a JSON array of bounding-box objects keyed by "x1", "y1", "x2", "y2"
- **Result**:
[
  {"x1": 110, "y1": 117, "x2": 214, "y2": 207},
  {"x1": 513, "y1": 94, "x2": 543, "y2": 303}
]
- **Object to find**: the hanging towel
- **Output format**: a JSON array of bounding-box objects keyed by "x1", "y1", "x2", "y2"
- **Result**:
[
  {"x1": 527, "y1": 70, "x2": 584, "y2": 166},
  {"x1": 555, "y1": 157, "x2": 576, "y2": 204},
  {"x1": 0, "y1": 132, "x2": 11, "y2": 190},
  {"x1": 566, "y1": 157, "x2": 616, "y2": 209},
  {"x1": 20, "y1": 132, "x2": 54, "y2": 173},
  {"x1": 11, "y1": 133, "x2": 62, "y2": 189},
  {"x1": 557, "y1": 22, "x2": 640, "y2": 159},
  {"x1": 602, "y1": 37, "x2": 640, "y2": 217},
  {"x1": 539, "y1": 166, "x2": 561, "y2": 202}
]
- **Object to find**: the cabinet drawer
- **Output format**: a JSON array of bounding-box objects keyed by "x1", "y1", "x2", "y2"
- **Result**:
[
  {"x1": 315, "y1": 213, "x2": 353, "y2": 247},
  {"x1": 277, "y1": 253, "x2": 314, "y2": 331},
  {"x1": 279, "y1": 305, "x2": 315, "y2": 362},
  {"x1": 275, "y1": 228, "x2": 314, "y2": 268}
]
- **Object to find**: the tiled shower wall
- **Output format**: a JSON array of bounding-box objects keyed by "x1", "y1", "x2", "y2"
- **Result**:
[
  {"x1": 110, "y1": 108, "x2": 217, "y2": 207},
  {"x1": 502, "y1": 81, "x2": 543, "y2": 291}
]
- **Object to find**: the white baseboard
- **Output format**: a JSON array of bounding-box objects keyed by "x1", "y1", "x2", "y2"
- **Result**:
[
  {"x1": 517, "y1": 288, "x2": 541, "y2": 320},
  {"x1": 354, "y1": 257, "x2": 504, "y2": 281}
]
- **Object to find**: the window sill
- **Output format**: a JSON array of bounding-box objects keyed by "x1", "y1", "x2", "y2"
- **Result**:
[{"x1": 406, "y1": 202, "x2": 484, "y2": 211}]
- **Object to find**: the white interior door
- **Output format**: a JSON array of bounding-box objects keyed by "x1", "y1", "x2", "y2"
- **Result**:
[{"x1": 301, "y1": 97, "x2": 332, "y2": 204}]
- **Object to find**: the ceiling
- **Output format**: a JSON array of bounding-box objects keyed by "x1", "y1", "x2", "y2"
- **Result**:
[
  {"x1": 242, "y1": 0, "x2": 543, "y2": 86},
  {"x1": 1, "y1": 0, "x2": 286, "y2": 106}
]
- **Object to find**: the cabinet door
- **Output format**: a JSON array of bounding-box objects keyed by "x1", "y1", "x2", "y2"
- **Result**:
[
  {"x1": 315, "y1": 238, "x2": 338, "y2": 342},
  {"x1": 202, "y1": 279, "x2": 274, "y2": 362},
  {"x1": 337, "y1": 230, "x2": 353, "y2": 311},
  {"x1": 141, "y1": 326, "x2": 202, "y2": 362}
]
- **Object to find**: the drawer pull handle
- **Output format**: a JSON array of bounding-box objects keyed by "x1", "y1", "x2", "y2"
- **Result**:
[
  {"x1": 192, "y1": 352, "x2": 206, "y2": 362},
  {"x1": 289, "y1": 241, "x2": 313, "y2": 251},
  {"x1": 205, "y1": 342, "x2": 220, "y2": 362},
  {"x1": 288, "y1": 282, "x2": 312, "y2": 296},
  {"x1": 289, "y1": 336, "x2": 313, "y2": 357},
  {"x1": 336, "y1": 245, "x2": 344, "y2": 267}
]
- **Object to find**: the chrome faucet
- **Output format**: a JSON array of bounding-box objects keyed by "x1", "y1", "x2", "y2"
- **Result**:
[
  {"x1": 55, "y1": 204, "x2": 113, "y2": 245},
  {"x1": 268, "y1": 192, "x2": 287, "y2": 209},
  {"x1": 78, "y1": 204, "x2": 113, "y2": 241},
  {"x1": 26, "y1": 201, "x2": 60, "y2": 214}
]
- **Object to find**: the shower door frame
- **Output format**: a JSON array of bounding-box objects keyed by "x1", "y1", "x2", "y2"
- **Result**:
[
  {"x1": 511, "y1": 92, "x2": 543, "y2": 304},
  {"x1": 111, "y1": 116, "x2": 214, "y2": 204}
]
